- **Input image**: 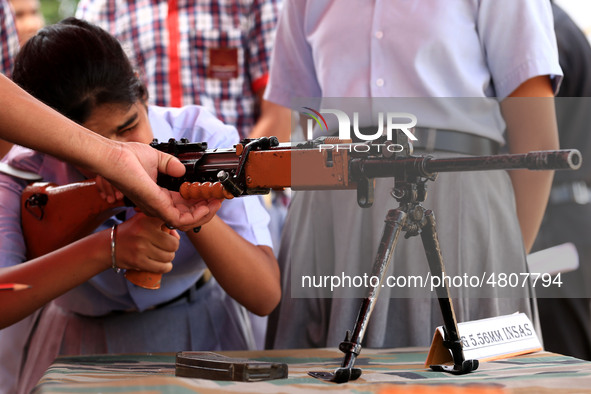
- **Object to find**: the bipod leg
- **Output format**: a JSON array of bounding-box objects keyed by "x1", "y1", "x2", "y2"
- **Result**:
[
  {"x1": 309, "y1": 209, "x2": 406, "y2": 383},
  {"x1": 420, "y1": 210, "x2": 479, "y2": 374}
]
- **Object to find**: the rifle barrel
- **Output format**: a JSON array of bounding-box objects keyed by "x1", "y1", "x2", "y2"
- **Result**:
[{"x1": 358, "y1": 149, "x2": 582, "y2": 179}]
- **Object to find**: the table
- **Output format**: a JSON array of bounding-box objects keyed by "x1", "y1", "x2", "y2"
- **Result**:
[{"x1": 33, "y1": 348, "x2": 591, "y2": 393}]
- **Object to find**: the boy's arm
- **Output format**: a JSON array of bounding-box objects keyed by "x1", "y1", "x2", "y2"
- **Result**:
[
  {"x1": 0, "y1": 213, "x2": 180, "y2": 329},
  {"x1": 186, "y1": 214, "x2": 281, "y2": 317},
  {"x1": 0, "y1": 75, "x2": 211, "y2": 228}
]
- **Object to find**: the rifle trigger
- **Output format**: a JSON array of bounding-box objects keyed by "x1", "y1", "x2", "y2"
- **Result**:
[{"x1": 24, "y1": 193, "x2": 48, "y2": 221}]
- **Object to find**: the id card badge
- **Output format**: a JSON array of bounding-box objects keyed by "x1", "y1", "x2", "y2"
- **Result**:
[{"x1": 207, "y1": 47, "x2": 238, "y2": 80}]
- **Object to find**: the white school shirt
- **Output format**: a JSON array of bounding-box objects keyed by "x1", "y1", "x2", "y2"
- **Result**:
[{"x1": 265, "y1": 0, "x2": 562, "y2": 143}]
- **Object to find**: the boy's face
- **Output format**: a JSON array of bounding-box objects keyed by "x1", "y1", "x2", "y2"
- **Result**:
[
  {"x1": 82, "y1": 101, "x2": 153, "y2": 144},
  {"x1": 77, "y1": 101, "x2": 154, "y2": 179}
]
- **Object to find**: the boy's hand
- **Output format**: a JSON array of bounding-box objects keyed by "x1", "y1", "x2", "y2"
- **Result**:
[
  {"x1": 100, "y1": 142, "x2": 214, "y2": 228},
  {"x1": 175, "y1": 199, "x2": 223, "y2": 232},
  {"x1": 115, "y1": 213, "x2": 181, "y2": 273}
]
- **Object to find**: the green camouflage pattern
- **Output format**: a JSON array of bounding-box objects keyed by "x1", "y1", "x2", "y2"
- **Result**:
[{"x1": 33, "y1": 348, "x2": 591, "y2": 393}]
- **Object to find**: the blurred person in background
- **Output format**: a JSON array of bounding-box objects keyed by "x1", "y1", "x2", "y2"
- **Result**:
[
  {"x1": 259, "y1": 0, "x2": 561, "y2": 351},
  {"x1": 9, "y1": 0, "x2": 44, "y2": 46}
]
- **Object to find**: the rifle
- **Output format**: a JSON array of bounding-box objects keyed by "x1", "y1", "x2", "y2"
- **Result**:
[
  {"x1": 22, "y1": 136, "x2": 578, "y2": 264},
  {"x1": 21, "y1": 135, "x2": 581, "y2": 378}
]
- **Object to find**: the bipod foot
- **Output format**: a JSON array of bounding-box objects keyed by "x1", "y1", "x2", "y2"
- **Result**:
[
  {"x1": 429, "y1": 336, "x2": 479, "y2": 375},
  {"x1": 430, "y1": 359, "x2": 479, "y2": 375},
  {"x1": 308, "y1": 367, "x2": 362, "y2": 383},
  {"x1": 309, "y1": 330, "x2": 363, "y2": 383}
]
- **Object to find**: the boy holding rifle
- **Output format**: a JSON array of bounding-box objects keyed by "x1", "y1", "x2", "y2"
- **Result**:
[{"x1": 0, "y1": 18, "x2": 279, "y2": 393}]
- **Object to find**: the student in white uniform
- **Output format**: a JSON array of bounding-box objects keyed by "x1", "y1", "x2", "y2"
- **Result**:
[{"x1": 258, "y1": 0, "x2": 562, "y2": 350}]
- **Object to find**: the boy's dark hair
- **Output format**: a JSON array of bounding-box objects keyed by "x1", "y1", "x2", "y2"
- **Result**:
[{"x1": 12, "y1": 17, "x2": 147, "y2": 124}]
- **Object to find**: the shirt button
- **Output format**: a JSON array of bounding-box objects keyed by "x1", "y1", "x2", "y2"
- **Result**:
[
  {"x1": 375, "y1": 31, "x2": 384, "y2": 39},
  {"x1": 376, "y1": 78, "x2": 384, "y2": 87}
]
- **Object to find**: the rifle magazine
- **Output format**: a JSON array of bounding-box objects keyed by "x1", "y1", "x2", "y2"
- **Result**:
[{"x1": 175, "y1": 351, "x2": 288, "y2": 381}]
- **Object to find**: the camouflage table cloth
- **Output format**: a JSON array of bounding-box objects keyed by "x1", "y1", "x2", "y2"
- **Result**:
[{"x1": 33, "y1": 347, "x2": 591, "y2": 393}]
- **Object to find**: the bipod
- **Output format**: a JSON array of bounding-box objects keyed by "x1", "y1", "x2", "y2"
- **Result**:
[{"x1": 309, "y1": 176, "x2": 479, "y2": 383}]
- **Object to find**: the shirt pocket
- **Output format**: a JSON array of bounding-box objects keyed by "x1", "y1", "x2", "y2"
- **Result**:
[{"x1": 189, "y1": 28, "x2": 245, "y2": 84}]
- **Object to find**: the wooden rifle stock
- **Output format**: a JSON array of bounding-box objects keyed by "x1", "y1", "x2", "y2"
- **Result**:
[
  {"x1": 21, "y1": 180, "x2": 164, "y2": 289},
  {"x1": 22, "y1": 180, "x2": 124, "y2": 259},
  {"x1": 21, "y1": 136, "x2": 582, "y2": 290}
]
